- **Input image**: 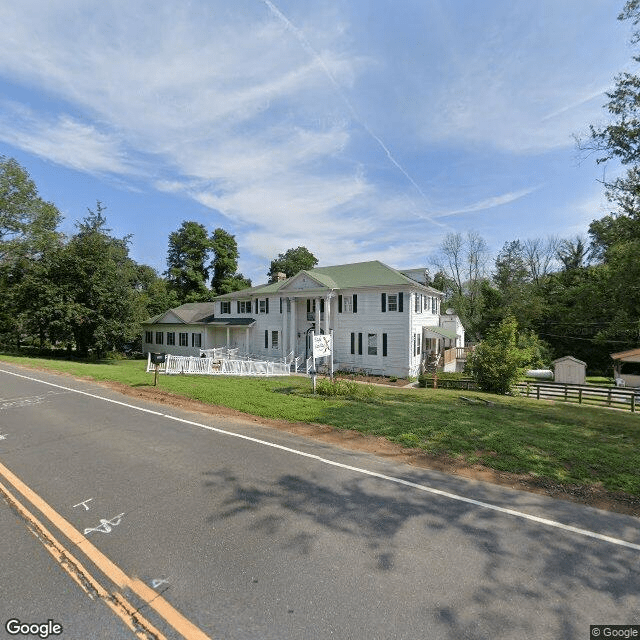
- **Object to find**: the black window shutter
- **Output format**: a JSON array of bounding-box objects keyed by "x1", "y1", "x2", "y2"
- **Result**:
[
  {"x1": 280, "y1": 298, "x2": 283, "y2": 314},
  {"x1": 266, "y1": 298, "x2": 269, "y2": 314},
  {"x1": 399, "y1": 292, "x2": 404, "y2": 312},
  {"x1": 353, "y1": 294, "x2": 358, "y2": 313},
  {"x1": 381, "y1": 293, "x2": 386, "y2": 312},
  {"x1": 307, "y1": 299, "x2": 311, "y2": 313},
  {"x1": 320, "y1": 299, "x2": 324, "y2": 313},
  {"x1": 338, "y1": 295, "x2": 343, "y2": 313},
  {"x1": 350, "y1": 332, "x2": 355, "y2": 354},
  {"x1": 358, "y1": 333, "x2": 363, "y2": 355},
  {"x1": 265, "y1": 330, "x2": 268, "y2": 348},
  {"x1": 383, "y1": 333, "x2": 388, "y2": 357},
  {"x1": 236, "y1": 301, "x2": 240, "y2": 314},
  {"x1": 255, "y1": 299, "x2": 258, "y2": 314}
]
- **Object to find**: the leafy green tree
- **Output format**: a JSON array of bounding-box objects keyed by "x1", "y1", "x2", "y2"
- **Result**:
[
  {"x1": 166, "y1": 221, "x2": 212, "y2": 302},
  {"x1": 132, "y1": 264, "x2": 179, "y2": 320},
  {"x1": 0, "y1": 157, "x2": 63, "y2": 347},
  {"x1": 467, "y1": 317, "x2": 527, "y2": 394},
  {"x1": 589, "y1": 171, "x2": 640, "y2": 260},
  {"x1": 267, "y1": 246, "x2": 318, "y2": 282},
  {"x1": 0, "y1": 156, "x2": 61, "y2": 255},
  {"x1": 490, "y1": 240, "x2": 544, "y2": 332},
  {"x1": 210, "y1": 227, "x2": 251, "y2": 294}
]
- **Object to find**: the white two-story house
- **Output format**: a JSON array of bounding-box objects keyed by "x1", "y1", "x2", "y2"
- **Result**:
[{"x1": 142, "y1": 260, "x2": 466, "y2": 378}]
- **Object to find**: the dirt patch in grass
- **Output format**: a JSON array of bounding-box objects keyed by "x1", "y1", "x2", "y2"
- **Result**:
[{"x1": 102, "y1": 380, "x2": 640, "y2": 518}]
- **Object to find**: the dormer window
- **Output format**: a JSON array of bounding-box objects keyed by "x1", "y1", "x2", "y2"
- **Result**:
[{"x1": 220, "y1": 301, "x2": 231, "y2": 314}]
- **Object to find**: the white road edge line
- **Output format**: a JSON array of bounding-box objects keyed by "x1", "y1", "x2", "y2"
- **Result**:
[{"x1": 2, "y1": 367, "x2": 639, "y2": 552}]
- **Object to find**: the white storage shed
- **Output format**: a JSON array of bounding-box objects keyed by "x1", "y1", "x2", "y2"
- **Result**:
[{"x1": 552, "y1": 356, "x2": 587, "y2": 385}]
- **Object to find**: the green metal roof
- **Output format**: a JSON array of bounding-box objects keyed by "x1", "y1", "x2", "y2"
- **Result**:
[
  {"x1": 308, "y1": 261, "x2": 414, "y2": 288},
  {"x1": 216, "y1": 260, "x2": 443, "y2": 299},
  {"x1": 143, "y1": 302, "x2": 216, "y2": 325},
  {"x1": 423, "y1": 326, "x2": 458, "y2": 340}
]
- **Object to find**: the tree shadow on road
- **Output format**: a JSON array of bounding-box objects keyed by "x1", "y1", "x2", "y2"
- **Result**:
[{"x1": 202, "y1": 467, "x2": 640, "y2": 639}]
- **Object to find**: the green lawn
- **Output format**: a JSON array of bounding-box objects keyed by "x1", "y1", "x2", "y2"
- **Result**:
[{"x1": 1, "y1": 354, "x2": 639, "y2": 496}]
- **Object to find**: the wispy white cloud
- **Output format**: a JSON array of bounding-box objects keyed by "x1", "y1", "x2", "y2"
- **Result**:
[
  {"x1": 0, "y1": 101, "x2": 133, "y2": 175},
  {"x1": 0, "y1": 0, "x2": 631, "y2": 283},
  {"x1": 433, "y1": 186, "x2": 541, "y2": 219}
]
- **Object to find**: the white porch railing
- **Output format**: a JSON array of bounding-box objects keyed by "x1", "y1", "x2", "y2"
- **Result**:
[
  {"x1": 147, "y1": 352, "x2": 289, "y2": 376},
  {"x1": 221, "y1": 359, "x2": 290, "y2": 376}
]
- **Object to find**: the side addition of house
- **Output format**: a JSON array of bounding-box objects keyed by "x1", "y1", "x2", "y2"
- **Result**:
[{"x1": 142, "y1": 260, "x2": 467, "y2": 378}]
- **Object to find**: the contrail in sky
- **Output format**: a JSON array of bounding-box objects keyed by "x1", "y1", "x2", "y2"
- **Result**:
[{"x1": 261, "y1": 0, "x2": 444, "y2": 227}]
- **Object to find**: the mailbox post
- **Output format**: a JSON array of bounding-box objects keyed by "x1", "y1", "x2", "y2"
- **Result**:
[{"x1": 150, "y1": 352, "x2": 166, "y2": 386}]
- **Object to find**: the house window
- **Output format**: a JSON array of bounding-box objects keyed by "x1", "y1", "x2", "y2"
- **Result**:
[
  {"x1": 368, "y1": 333, "x2": 377, "y2": 356},
  {"x1": 192, "y1": 333, "x2": 201, "y2": 348},
  {"x1": 145, "y1": 331, "x2": 152, "y2": 344},
  {"x1": 221, "y1": 301, "x2": 231, "y2": 314},
  {"x1": 343, "y1": 295, "x2": 352, "y2": 313},
  {"x1": 414, "y1": 333, "x2": 421, "y2": 356},
  {"x1": 388, "y1": 294, "x2": 398, "y2": 312},
  {"x1": 238, "y1": 300, "x2": 251, "y2": 313},
  {"x1": 167, "y1": 332, "x2": 175, "y2": 346},
  {"x1": 415, "y1": 294, "x2": 421, "y2": 313},
  {"x1": 432, "y1": 297, "x2": 438, "y2": 314},
  {"x1": 272, "y1": 331, "x2": 279, "y2": 349},
  {"x1": 155, "y1": 331, "x2": 164, "y2": 345},
  {"x1": 179, "y1": 332, "x2": 188, "y2": 347},
  {"x1": 259, "y1": 299, "x2": 269, "y2": 313}
]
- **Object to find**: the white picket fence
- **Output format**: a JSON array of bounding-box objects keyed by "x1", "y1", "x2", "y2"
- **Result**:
[{"x1": 146, "y1": 353, "x2": 290, "y2": 377}]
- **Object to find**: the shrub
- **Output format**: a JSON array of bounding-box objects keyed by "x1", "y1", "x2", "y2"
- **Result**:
[
  {"x1": 467, "y1": 316, "x2": 526, "y2": 394},
  {"x1": 316, "y1": 378, "x2": 377, "y2": 399}
]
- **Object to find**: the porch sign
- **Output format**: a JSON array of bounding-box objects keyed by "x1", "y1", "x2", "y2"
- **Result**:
[
  {"x1": 312, "y1": 333, "x2": 333, "y2": 358},
  {"x1": 311, "y1": 331, "x2": 334, "y2": 380}
]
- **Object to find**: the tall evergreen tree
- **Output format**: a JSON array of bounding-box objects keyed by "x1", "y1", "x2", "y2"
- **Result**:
[{"x1": 57, "y1": 203, "x2": 140, "y2": 357}]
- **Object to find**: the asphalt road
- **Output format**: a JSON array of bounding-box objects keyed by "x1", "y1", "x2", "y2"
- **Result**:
[{"x1": 0, "y1": 362, "x2": 639, "y2": 640}]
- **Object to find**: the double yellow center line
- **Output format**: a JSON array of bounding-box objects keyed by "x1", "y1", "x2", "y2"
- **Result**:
[{"x1": 0, "y1": 460, "x2": 212, "y2": 640}]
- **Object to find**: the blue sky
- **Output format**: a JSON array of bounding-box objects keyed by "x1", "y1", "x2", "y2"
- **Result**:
[{"x1": 0, "y1": 0, "x2": 632, "y2": 284}]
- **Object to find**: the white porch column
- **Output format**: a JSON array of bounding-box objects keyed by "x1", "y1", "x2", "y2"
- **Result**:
[
  {"x1": 245, "y1": 327, "x2": 250, "y2": 353},
  {"x1": 324, "y1": 295, "x2": 330, "y2": 335},
  {"x1": 289, "y1": 298, "x2": 296, "y2": 355},
  {"x1": 226, "y1": 327, "x2": 230, "y2": 347},
  {"x1": 315, "y1": 297, "x2": 321, "y2": 333},
  {"x1": 282, "y1": 298, "x2": 288, "y2": 356}
]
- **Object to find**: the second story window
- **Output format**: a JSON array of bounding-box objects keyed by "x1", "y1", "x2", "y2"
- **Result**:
[{"x1": 221, "y1": 301, "x2": 231, "y2": 314}]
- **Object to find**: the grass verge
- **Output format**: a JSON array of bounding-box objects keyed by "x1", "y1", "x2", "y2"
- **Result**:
[{"x1": 1, "y1": 354, "x2": 639, "y2": 498}]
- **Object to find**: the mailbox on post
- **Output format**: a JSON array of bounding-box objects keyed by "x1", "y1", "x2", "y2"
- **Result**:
[
  {"x1": 150, "y1": 352, "x2": 166, "y2": 365},
  {"x1": 150, "y1": 352, "x2": 166, "y2": 386}
]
